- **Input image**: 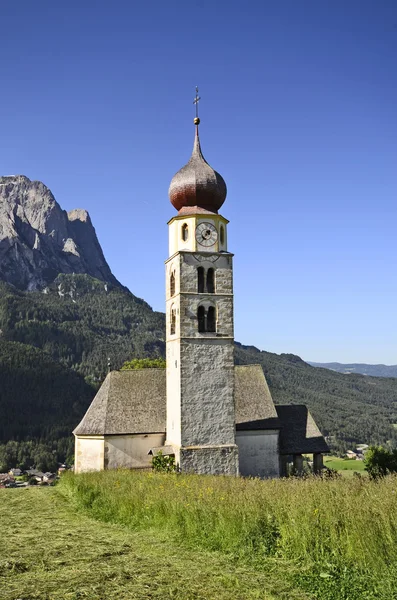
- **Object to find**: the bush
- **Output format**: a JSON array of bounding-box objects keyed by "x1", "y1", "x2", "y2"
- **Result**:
[
  {"x1": 120, "y1": 357, "x2": 166, "y2": 370},
  {"x1": 151, "y1": 452, "x2": 176, "y2": 473},
  {"x1": 364, "y1": 446, "x2": 397, "y2": 479}
]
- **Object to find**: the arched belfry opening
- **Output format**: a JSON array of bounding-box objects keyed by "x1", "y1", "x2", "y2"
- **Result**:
[
  {"x1": 197, "y1": 267, "x2": 215, "y2": 293},
  {"x1": 181, "y1": 223, "x2": 189, "y2": 241},
  {"x1": 207, "y1": 306, "x2": 216, "y2": 332},
  {"x1": 207, "y1": 268, "x2": 215, "y2": 293},
  {"x1": 197, "y1": 305, "x2": 206, "y2": 333},
  {"x1": 197, "y1": 304, "x2": 216, "y2": 333}
]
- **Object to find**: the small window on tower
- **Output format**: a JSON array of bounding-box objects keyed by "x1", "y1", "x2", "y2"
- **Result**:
[
  {"x1": 207, "y1": 306, "x2": 216, "y2": 333},
  {"x1": 220, "y1": 225, "x2": 225, "y2": 245},
  {"x1": 170, "y1": 271, "x2": 175, "y2": 297},
  {"x1": 181, "y1": 223, "x2": 189, "y2": 241},
  {"x1": 207, "y1": 268, "x2": 215, "y2": 293},
  {"x1": 197, "y1": 305, "x2": 206, "y2": 333},
  {"x1": 170, "y1": 306, "x2": 176, "y2": 335},
  {"x1": 197, "y1": 267, "x2": 205, "y2": 293}
]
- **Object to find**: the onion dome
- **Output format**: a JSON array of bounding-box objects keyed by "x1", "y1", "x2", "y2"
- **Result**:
[{"x1": 168, "y1": 123, "x2": 227, "y2": 214}]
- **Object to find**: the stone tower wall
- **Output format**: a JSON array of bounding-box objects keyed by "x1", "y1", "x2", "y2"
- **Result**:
[{"x1": 165, "y1": 239, "x2": 238, "y2": 475}]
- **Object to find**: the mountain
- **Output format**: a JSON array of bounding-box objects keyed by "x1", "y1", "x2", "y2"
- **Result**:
[
  {"x1": 309, "y1": 362, "x2": 397, "y2": 379},
  {"x1": 0, "y1": 175, "x2": 121, "y2": 291}
]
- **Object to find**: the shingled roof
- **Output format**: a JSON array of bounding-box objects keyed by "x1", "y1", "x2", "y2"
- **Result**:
[
  {"x1": 74, "y1": 365, "x2": 280, "y2": 436},
  {"x1": 234, "y1": 365, "x2": 280, "y2": 430},
  {"x1": 73, "y1": 369, "x2": 166, "y2": 436},
  {"x1": 275, "y1": 405, "x2": 329, "y2": 455}
]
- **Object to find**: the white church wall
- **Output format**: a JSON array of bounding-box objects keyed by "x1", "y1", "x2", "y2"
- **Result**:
[
  {"x1": 166, "y1": 339, "x2": 182, "y2": 447},
  {"x1": 236, "y1": 430, "x2": 280, "y2": 478},
  {"x1": 105, "y1": 433, "x2": 166, "y2": 469},
  {"x1": 75, "y1": 436, "x2": 104, "y2": 473}
]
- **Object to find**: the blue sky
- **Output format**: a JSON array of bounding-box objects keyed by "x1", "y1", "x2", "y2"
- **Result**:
[{"x1": 1, "y1": 1, "x2": 396, "y2": 363}]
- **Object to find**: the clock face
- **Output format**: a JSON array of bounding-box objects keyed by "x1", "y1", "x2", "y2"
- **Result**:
[{"x1": 195, "y1": 222, "x2": 218, "y2": 247}]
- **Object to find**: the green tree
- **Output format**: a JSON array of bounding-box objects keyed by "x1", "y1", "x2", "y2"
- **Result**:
[
  {"x1": 364, "y1": 446, "x2": 397, "y2": 479},
  {"x1": 121, "y1": 357, "x2": 166, "y2": 370}
]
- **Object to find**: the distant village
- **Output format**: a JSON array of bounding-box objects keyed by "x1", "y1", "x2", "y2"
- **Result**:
[
  {"x1": 345, "y1": 444, "x2": 369, "y2": 460},
  {"x1": 0, "y1": 464, "x2": 72, "y2": 488}
]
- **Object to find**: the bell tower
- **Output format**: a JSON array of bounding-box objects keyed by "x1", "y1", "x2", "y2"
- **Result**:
[{"x1": 165, "y1": 90, "x2": 239, "y2": 475}]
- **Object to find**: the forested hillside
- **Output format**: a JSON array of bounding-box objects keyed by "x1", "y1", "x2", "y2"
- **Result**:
[
  {"x1": 0, "y1": 275, "x2": 165, "y2": 380},
  {"x1": 235, "y1": 344, "x2": 397, "y2": 453},
  {"x1": 309, "y1": 361, "x2": 397, "y2": 378},
  {"x1": 0, "y1": 274, "x2": 165, "y2": 469},
  {"x1": 1, "y1": 274, "x2": 397, "y2": 465},
  {"x1": 0, "y1": 339, "x2": 94, "y2": 471}
]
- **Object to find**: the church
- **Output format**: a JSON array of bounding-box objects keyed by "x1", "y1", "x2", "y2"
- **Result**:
[{"x1": 74, "y1": 97, "x2": 328, "y2": 477}]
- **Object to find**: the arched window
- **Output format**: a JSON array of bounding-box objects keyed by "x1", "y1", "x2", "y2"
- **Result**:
[
  {"x1": 170, "y1": 271, "x2": 175, "y2": 297},
  {"x1": 197, "y1": 306, "x2": 206, "y2": 333},
  {"x1": 197, "y1": 305, "x2": 216, "y2": 333},
  {"x1": 197, "y1": 267, "x2": 205, "y2": 293},
  {"x1": 181, "y1": 223, "x2": 189, "y2": 241},
  {"x1": 206, "y1": 268, "x2": 215, "y2": 293},
  {"x1": 207, "y1": 306, "x2": 216, "y2": 332},
  {"x1": 170, "y1": 306, "x2": 176, "y2": 335},
  {"x1": 220, "y1": 225, "x2": 225, "y2": 245}
]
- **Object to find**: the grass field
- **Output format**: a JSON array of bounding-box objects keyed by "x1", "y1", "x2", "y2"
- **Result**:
[
  {"x1": 323, "y1": 455, "x2": 367, "y2": 477},
  {"x1": 2, "y1": 472, "x2": 397, "y2": 600},
  {"x1": 0, "y1": 488, "x2": 305, "y2": 600},
  {"x1": 60, "y1": 470, "x2": 397, "y2": 599}
]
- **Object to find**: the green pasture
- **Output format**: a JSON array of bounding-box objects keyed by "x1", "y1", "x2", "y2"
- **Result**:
[
  {"x1": 1, "y1": 471, "x2": 397, "y2": 600},
  {"x1": 324, "y1": 455, "x2": 367, "y2": 477},
  {"x1": 0, "y1": 488, "x2": 303, "y2": 600}
]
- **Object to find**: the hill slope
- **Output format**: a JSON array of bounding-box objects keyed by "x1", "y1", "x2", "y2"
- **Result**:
[
  {"x1": 0, "y1": 275, "x2": 165, "y2": 380},
  {"x1": 236, "y1": 345, "x2": 397, "y2": 451},
  {"x1": 0, "y1": 339, "x2": 93, "y2": 441},
  {"x1": 309, "y1": 361, "x2": 397, "y2": 378}
]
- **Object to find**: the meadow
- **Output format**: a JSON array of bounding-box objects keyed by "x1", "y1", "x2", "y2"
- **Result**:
[
  {"x1": 323, "y1": 455, "x2": 367, "y2": 477},
  {"x1": 59, "y1": 470, "x2": 397, "y2": 600},
  {"x1": 2, "y1": 487, "x2": 302, "y2": 600},
  {"x1": 1, "y1": 473, "x2": 396, "y2": 599}
]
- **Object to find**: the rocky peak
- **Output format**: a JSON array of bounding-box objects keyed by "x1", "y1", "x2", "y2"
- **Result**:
[{"x1": 0, "y1": 175, "x2": 121, "y2": 291}]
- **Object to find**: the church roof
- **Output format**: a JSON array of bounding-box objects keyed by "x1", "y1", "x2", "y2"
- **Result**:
[
  {"x1": 168, "y1": 126, "x2": 227, "y2": 214},
  {"x1": 73, "y1": 369, "x2": 166, "y2": 436},
  {"x1": 234, "y1": 365, "x2": 281, "y2": 430},
  {"x1": 73, "y1": 365, "x2": 280, "y2": 436},
  {"x1": 275, "y1": 405, "x2": 330, "y2": 455}
]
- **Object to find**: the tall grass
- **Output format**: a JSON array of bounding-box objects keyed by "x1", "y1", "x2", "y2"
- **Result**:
[{"x1": 60, "y1": 471, "x2": 397, "y2": 599}]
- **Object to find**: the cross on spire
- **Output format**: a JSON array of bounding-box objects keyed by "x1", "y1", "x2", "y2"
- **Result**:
[{"x1": 193, "y1": 86, "x2": 201, "y2": 122}]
